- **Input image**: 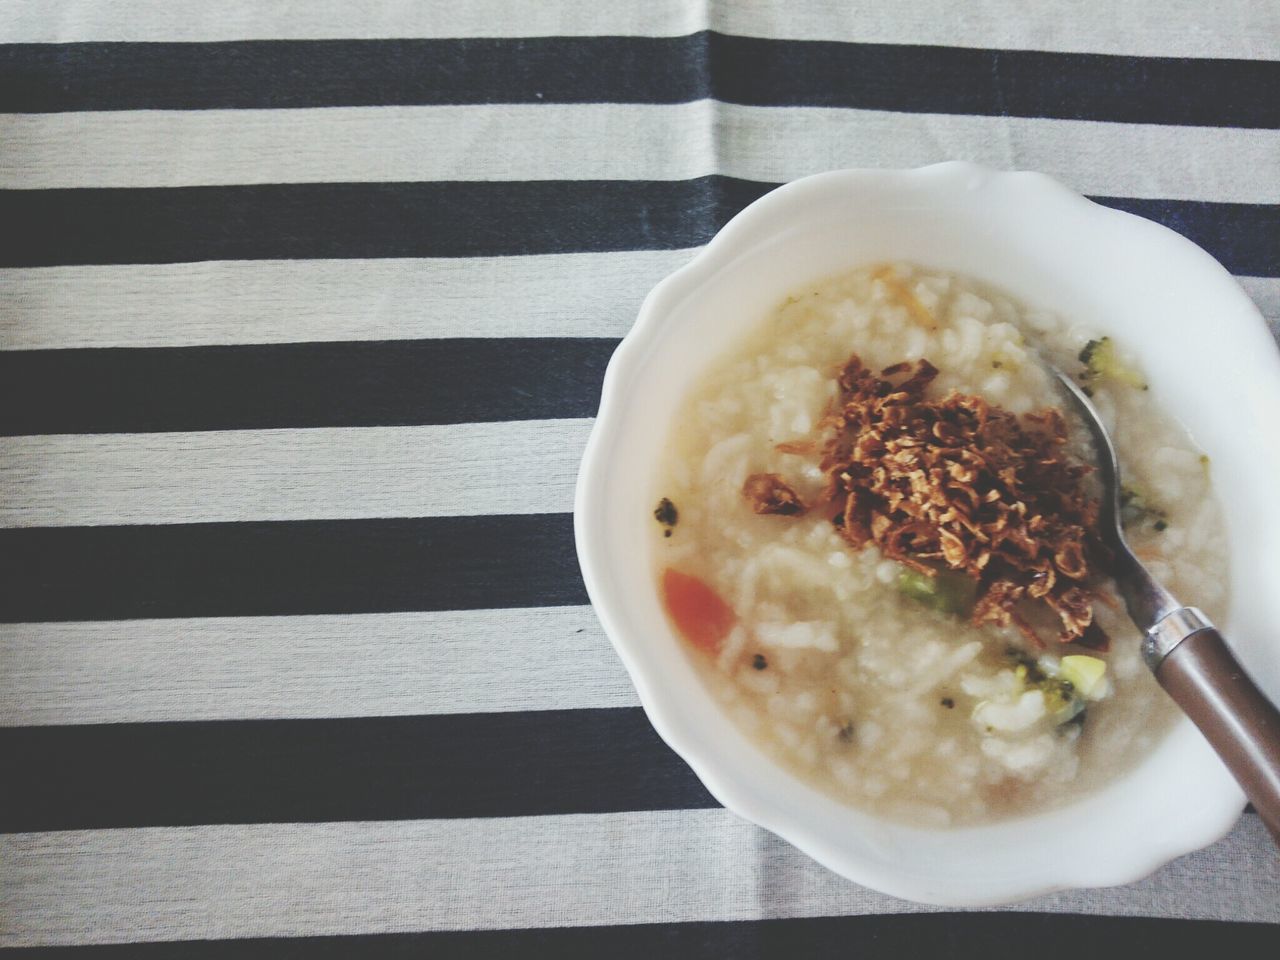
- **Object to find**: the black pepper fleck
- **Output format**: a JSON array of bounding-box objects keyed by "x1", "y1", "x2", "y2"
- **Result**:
[
  {"x1": 941, "y1": 697, "x2": 955, "y2": 709},
  {"x1": 654, "y1": 497, "x2": 678, "y2": 531},
  {"x1": 752, "y1": 653, "x2": 767, "y2": 671},
  {"x1": 1153, "y1": 519, "x2": 1168, "y2": 532},
  {"x1": 837, "y1": 721, "x2": 855, "y2": 743}
]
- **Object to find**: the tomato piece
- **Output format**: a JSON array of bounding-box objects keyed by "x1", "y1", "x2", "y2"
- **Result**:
[{"x1": 661, "y1": 567, "x2": 736, "y2": 654}]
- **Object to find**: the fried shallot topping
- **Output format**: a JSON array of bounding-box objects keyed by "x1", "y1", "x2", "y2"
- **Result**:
[
  {"x1": 819, "y1": 355, "x2": 1102, "y2": 645},
  {"x1": 742, "y1": 473, "x2": 807, "y2": 516}
]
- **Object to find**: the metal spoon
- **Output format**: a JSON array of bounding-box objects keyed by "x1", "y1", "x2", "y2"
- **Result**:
[{"x1": 1053, "y1": 369, "x2": 1280, "y2": 844}]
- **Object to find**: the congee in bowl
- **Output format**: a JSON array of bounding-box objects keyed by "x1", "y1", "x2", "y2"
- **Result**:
[{"x1": 653, "y1": 262, "x2": 1229, "y2": 827}]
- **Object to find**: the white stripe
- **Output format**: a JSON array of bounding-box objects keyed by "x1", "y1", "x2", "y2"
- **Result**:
[
  {"x1": 3, "y1": 811, "x2": 1276, "y2": 946},
  {"x1": 2, "y1": 260, "x2": 1274, "y2": 357},
  {"x1": 0, "y1": 0, "x2": 706, "y2": 42},
  {"x1": 720, "y1": 0, "x2": 1280, "y2": 59},
  {"x1": 3, "y1": 0, "x2": 1277, "y2": 58},
  {"x1": 4, "y1": 104, "x2": 1279, "y2": 203},
  {"x1": 0, "y1": 606, "x2": 634, "y2": 726},
  {"x1": 1, "y1": 262, "x2": 1275, "y2": 359},
  {"x1": 0, "y1": 420, "x2": 590, "y2": 527},
  {"x1": 0, "y1": 251, "x2": 692, "y2": 350}
]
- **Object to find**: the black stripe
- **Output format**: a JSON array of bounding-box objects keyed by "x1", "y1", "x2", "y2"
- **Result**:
[
  {"x1": 4, "y1": 914, "x2": 1279, "y2": 959},
  {"x1": 0, "y1": 178, "x2": 770, "y2": 267},
  {"x1": 2, "y1": 178, "x2": 1275, "y2": 277},
  {"x1": 0, "y1": 708, "x2": 715, "y2": 831},
  {"x1": 2, "y1": 35, "x2": 1278, "y2": 128},
  {"x1": 0, "y1": 338, "x2": 615, "y2": 435},
  {"x1": 0, "y1": 515, "x2": 585, "y2": 623}
]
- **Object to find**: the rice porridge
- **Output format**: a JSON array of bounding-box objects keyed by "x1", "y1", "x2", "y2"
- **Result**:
[{"x1": 653, "y1": 262, "x2": 1229, "y2": 827}]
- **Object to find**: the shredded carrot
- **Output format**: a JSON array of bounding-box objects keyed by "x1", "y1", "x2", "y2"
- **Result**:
[
  {"x1": 872, "y1": 265, "x2": 936, "y2": 329},
  {"x1": 661, "y1": 568, "x2": 736, "y2": 654}
]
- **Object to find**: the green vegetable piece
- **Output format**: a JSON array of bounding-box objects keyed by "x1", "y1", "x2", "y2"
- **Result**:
[
  {"x1": 897, "y1": 568, "x2": 977, "y2": 616},
  {"x1": 897, "y1": 568, "x2": 937, "y2": 604},
  {"x1": 1043, "y1": 678, "x2": 1085, "y2": 724},
  {"x1": 1059, "y1": 655, "x2": 1107, "y2": 699},
  {"x1": 1078, "y1": 336, "x2": 1148, "y2": 390}
]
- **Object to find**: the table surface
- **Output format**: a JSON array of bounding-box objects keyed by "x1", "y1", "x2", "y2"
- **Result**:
[{"x1": 2, "y1": 0, "x2": 1279, "y2": 952}]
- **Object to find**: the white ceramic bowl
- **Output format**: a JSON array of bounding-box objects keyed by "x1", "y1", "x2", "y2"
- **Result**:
[{"x1": 574, "y1": 162, "x2": 1280, "y2": 906}]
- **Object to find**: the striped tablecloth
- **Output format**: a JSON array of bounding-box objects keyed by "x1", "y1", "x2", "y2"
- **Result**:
[{"x1": 3, "y1": 1, "x2": 1279, "y2": 952}]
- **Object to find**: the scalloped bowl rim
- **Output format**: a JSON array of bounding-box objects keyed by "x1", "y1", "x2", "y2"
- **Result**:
[{"x1": 575, "y1": 162, "x2": 1280, "y2": 906}]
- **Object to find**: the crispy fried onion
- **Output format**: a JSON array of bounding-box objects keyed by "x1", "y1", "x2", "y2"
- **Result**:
[
  {"x1": 820, "y1": 355, "x2": 1104, "y2": 645},
  {"x1": 742, "y1": 473, "x2": 808, "y2": 516}
]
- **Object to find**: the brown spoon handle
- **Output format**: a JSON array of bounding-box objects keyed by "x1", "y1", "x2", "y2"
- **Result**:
[{"x1": 1154, "y1": 628, "x2": 1280, "y2": 846}]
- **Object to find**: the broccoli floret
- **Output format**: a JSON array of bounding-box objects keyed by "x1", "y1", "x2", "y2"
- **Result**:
[
  {"x1": 1041, "y1": 677, "x2": 1085, "y2": 724},
  {"x1": 1078, "y1": 336, "x2": 1148, "y2": 390},
  {"x1": 1016, "y1": 654, "x2": 1099, "y2": 726}
]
